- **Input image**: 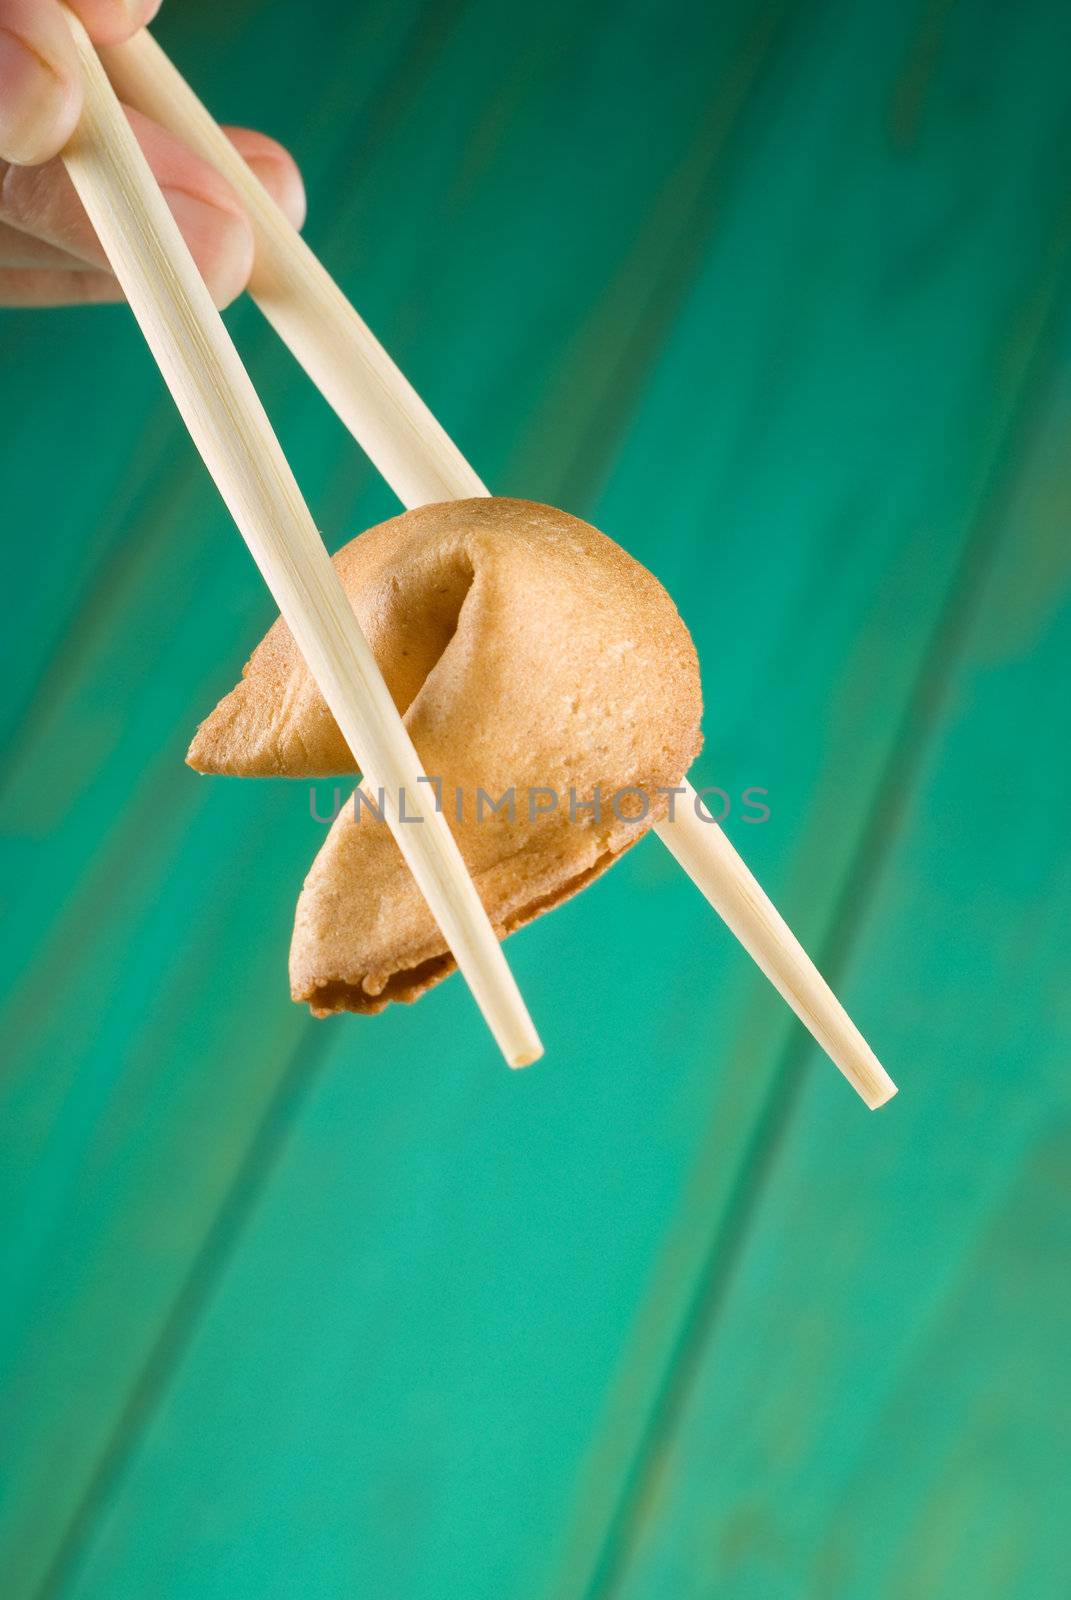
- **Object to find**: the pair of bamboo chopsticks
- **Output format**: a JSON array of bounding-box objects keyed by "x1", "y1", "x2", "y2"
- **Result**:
[{"x1": 63, "y1": 16, "x2": 896, "y2": 1108}]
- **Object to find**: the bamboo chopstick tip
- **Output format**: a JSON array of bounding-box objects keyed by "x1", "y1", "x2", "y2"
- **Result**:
[
  {"x1": 509, "y1": 1041, "x2": 544, "y2": 1069},
  {"x1": 864, "y1": 1071, "x2": 898, "y2": 1111}
]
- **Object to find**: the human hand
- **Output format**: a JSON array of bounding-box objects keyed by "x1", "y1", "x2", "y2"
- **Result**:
[{"x1": 0, "y1": 0, "x2": 305, "y2": 305}]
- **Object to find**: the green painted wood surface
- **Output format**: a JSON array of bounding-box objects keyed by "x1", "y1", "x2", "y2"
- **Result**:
[
  {"x1": 608, "y1": 297, "x2": 1071, "y2": 1600},
  {"x1": 1, "y1": 0, "x2": 1069, "y2": 1596}
]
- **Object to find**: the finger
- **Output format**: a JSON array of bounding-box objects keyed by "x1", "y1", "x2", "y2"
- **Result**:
[
  {"x1": 0, "y1": 215, "x2": 92, "y2": 266},
  {"x1": 222, "y1": 126, "x2": 307, "y2": 231},
  {"x1": 0, "y1": 263, "x2": 119, "y2": 304},
  {"x1": 0, "y1": 0, "x2": 81, "y2": 164},
  {"x1": 66, "y1": 0, "x2": 161, "y2": 47},
  {"x1": 0, "y1": 104, "x2": 256, "y2": 306}
]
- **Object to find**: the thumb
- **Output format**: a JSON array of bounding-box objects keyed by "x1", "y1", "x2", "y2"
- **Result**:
[{"x1": 0, "y1": 0, "x2": 82, "y2": 164}]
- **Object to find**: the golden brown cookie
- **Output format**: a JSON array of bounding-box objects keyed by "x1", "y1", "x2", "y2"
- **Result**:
[{"x1": 188, "y1": 498, "x2": 703, "y2": 1013}]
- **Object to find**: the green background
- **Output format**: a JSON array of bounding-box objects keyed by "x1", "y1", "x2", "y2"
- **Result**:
[{"x1": 3, "y1": 0, "x2": 1070, "y2": 1594}]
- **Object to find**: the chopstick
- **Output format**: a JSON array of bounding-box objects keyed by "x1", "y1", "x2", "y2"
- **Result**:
[
  {"x1": 101, "y1": 29, "x2": 483, "y2": 509},
  {"x1": 656, "y1": 791, "x2": 892, "y2": 1108},
  {"x1": 59, "y1": 9, "x2": 542, "y2": 1069},
  {"x1": 103, "y1": 27, "x2": 896, "y2": 1108}
]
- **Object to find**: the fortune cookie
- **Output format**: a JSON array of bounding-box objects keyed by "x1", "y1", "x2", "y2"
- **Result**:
[{"x1": 188, "y1": 498, "x2": 703, "y2": 1013}]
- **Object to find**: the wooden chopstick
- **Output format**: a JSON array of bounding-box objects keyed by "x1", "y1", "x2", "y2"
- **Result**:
[
  {"x1": 59, "y1": 9, "x2": 541, "y2": 1069},
  {"x1": 103, "y1": 27, "x2": 896, "y2": 1107},
  {"x1": 101, "y1": 29, "x2": 483, "y2": 509},
  {"x1": 657, "y1": 789, "x2": 894, "y2": 1108}
]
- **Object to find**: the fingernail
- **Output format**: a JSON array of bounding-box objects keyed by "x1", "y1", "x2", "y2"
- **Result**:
[
  {"x1": 245, "y1": 154, "x2": 307, "y2": 230},
  {"x1": 89, "y1": 2, "x2": 164, "y2": 47},
  {"x1": 162, "y1": 187, "x2": 254, "y2": 306},
  {"x1": 132, "y1": 0, "x2": 164, "y2": 21},
  {"x1": 120, "y1": 0, "x2": 164, "y2": 35},
  {"x1": 0, "y1": 28, "x2": 74, "y2": 164}
]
